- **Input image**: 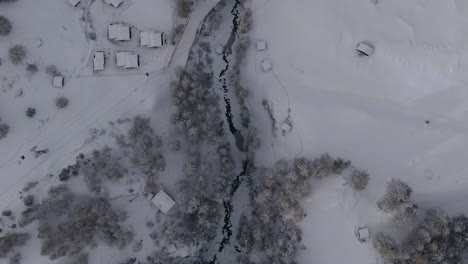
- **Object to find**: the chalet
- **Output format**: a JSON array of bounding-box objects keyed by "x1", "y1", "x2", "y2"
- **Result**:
[
  {"x1": 356, "y1": 42, "x2": 374, "y2": 56},
  {"x1": 150, "y1": 190, "x2": 175, "y2": 214},
  {"x1": 116, "y1": 52, "x2": 139, "y2": 69},
  {"x1": 256, "y1": 40, "x2": 267, "y2": 51},
  {"x1": 68, "y1": 0, "x2": 80, "y2": 7},
  {"x1": 108, "y1": 24, "x2": 131, "y2": 41},
  {"x1": 261, "y1": 60, "x2": 272, "y2": 71},
  {"x1": 93, "y1": 52, "x2": 105, "y2": 71},
  {"x1": 357, "y1": 227, "x2": 370, "y2": 242},
  {"x1": 104, "y1": 0, "x2": 123, "y2": 8},
  {"x1": 140, "y1": 31, "x2": 163, "y2": 48},
  {"x1": 281, "y1": 122, "x2": 292, "y2": 132},
  {"x1": 53, "y1": 76, "x2": 64, "y2": 87}
]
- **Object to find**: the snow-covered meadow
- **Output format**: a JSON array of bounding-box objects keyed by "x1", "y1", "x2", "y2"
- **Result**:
[{"x1": 243, "y1": 0, "x2": 468, "y2": 263}]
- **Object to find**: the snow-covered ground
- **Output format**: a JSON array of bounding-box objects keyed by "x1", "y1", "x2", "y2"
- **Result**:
[
  {"x1": 242, "y1": 0, "x2": 468, "y2": 263},
  {"x1": 0, "y1": 0, "x2": 220, "y2": 262},
  {"x1": 3, "y1": 0, "x2": 468, "y2": 262}
]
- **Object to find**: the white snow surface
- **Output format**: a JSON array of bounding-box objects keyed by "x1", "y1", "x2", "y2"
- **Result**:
[{"x1": 243, "y1": 0, "x2": 468, "y2": 263}]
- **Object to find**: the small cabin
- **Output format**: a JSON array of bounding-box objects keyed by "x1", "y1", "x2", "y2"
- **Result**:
[
  {"x1": 256, "y1": 41, "x2": 267, "y2": 51},
  {"x1": 150, "y1": 190, "x2": 175, "y2": 214},
  {"x1": 357, "y1": 227, "x2": 370, "y2": 242},
  {"x1": 281, "y1": 122, "x2": 292, "y2": 132},
  {"x1": 356, "y1": 42, "x2": 374, "y2": 56},
  {"x1": 140, "y1": 31, "x2": 163, "y2": 48},
  {"x1": 108, "y1": 24, "x2": 131, "y2": 41},
  {"x1": 53, "y1": 76, "x2": 64, "y2": 87},
  {"x1": 104, "y1": 0, "x2": 123, "y2": 8},
  {"x1": 116, "y1": 52, "x2": 139, "y2": 69},
  {"x1": 261, "y1": 60, "x2": 272, "y2": 71},
  {"x1": 93, "y1": 52, "x2": 105, "y2": 71},
  {"x1": 68, "y1": 0, "x2": 80, "y2": 7}
]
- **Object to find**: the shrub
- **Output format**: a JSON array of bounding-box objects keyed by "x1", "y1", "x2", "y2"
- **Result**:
[
  {"x1": 0, "y1": 123, "x2": 9, "y2": 140},
  {"x1": 0, "y1": 16, "x2": 12, "y2": 36},
  {"x1": 23, "y1": 195, "x2": 34, "y2": 207},
  {"x1": 8, "y1": 45, "x2": 27, "y2": 64},
  {"x1": 170, "y1": 141, "x2": 181, "y2": 152},
  {"x1": 26, "y1": 63, "x2": 38, "y2": 73},
  {"x1": 45, "y1": 65, "x2": 60, "y2": 76},
  {"x1": 56, "y1": 97, "x2": 69, "y2": 109},
  {"x1": 350, "y1": 169, "x2": 369, "y2": 191},
  {"x1": 26, "y1": 107, "x2": 36, "y2": 118}
]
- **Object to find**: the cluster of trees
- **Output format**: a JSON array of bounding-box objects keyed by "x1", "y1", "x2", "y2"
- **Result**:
[
  {"x1": 0, "y1": 117, "x2": 9, "y2": 140},
  {"x1": 377, "y1": 179, "x2": 420, "y2": 228},
  {"x1": 20, "y1": 185, "x2": 134, "y2": 261},
  {"x1": 170, "y1": 67, "x2": 224, "y2": 143},
  {"x1": 199, "y1": 0, "x2": 226, "y2": 36},
  {"x1": 75, "y1": 147, "x2": 128, "y2": 194},
  {"x1": 374, "y1": 209, "x2": 468, "y2": 264},
  {"x1": 0, "y1": 232, "x2": 30, "y2": 259},
  {"x1": 236, "y1": 155, "x2": 351, "y2": 264}
]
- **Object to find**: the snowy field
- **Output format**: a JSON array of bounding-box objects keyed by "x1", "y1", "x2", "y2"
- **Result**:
[
  {"x1": 2, "y1": 0, "x2": 468, "y2": 263},
  {"x1": 243, "y1": 0, "x2": 468, "y2": 263}
]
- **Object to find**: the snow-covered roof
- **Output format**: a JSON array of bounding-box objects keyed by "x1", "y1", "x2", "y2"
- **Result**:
[
  {"x1": 116, "y1": 51, "x2": 132, "y2": 67},
  {"x1": 261, "y1": 60, "x2": 272, "y2": 71},
  {"x1": 53, "y1": 76, "x2": 64, "y2": 87},
  {"x1": 358, "y1": 227, "x2": 369, "y2": 241},
  {"x1": 124, "y1": 54, "x2": 139, "y2": 69},
  {"x1": 256, "y1": 41, "x2": 267, "y2": 51},
  {"x1": 140, "y1": 31, "x2": 163, "y2": 48},
  {"x1": 281, "y1": 122, "x2": 292, "y2": 132},
  {"x1": 93, "y1": 52, "x2": 105, "y2": 71},
  {"x1": 108, "y1": 24, "x2": 131, "y2": 41},
  {"x1": 356, "y1": 42, "x2": 374, "y2": 56},
  {"x1": 104, "y1": 0, "x2": 123, "y2": 8},
  {"x1": 215, "y1": 44, "x2": 223, "y2": 54},
  {"x1": 151, "y1": 190, "x2": 175, "y2": 214},
  {"x1": 68, "y1": 0, "x2": 80, "y2": 7}
]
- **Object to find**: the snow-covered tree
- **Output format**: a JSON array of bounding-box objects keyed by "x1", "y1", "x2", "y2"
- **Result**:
[
  {"x1": 8, "y1": 44, "x2": 26, "y2": 64},
  {"x1": 0, "y1": 16, "x2": 12, "y2": 36},
  {"x1": 350, "y1": 169, "x2": 369, "y2": 191},
  {"x1": 26, "y1": 107, "x2": 36, "y2": 118},
  {"x1": 56, "y1": 96, "x2": 69, "y2": 109},
  {"x1": 176, "y1": 0, "x2": 191, "y2": 18}
]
